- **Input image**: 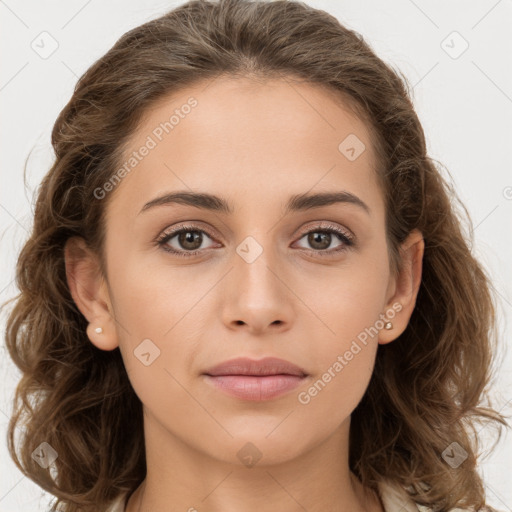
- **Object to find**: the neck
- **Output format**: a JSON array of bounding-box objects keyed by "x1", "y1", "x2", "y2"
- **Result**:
[{"x1": 125, "y1": 413, "x2": 384, "y2": 512}]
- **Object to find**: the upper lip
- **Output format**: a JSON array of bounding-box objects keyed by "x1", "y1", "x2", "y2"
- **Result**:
[{"x1": 203, "y1": 357, "x2": 308, "y2": 377}]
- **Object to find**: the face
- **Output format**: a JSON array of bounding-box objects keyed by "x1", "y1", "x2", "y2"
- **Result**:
[{"x1": 68, "y1": 76, "x2": 421, "y2": 468}]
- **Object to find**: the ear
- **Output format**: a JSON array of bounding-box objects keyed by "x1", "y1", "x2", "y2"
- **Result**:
[
  {"x1": 379, "y1": 229, "x2": 424, "y2": 345},
  {"x1": 64, "y1": 236, "x2": 119, "y2": 351}
]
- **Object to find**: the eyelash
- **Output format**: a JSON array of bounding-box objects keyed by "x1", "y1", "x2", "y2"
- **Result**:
[{"x1": 155, "y1": 222, "x2": 355, "y2": 258}]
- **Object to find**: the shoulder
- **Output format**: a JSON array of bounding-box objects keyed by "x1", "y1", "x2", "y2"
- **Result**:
[
  {"x1": 377, "y1": 479, "x2": 427, "y2": 512},
  {"x1": 105, "y1": 492, "x2": 129, "y2": 512},
  {"x1": 376, "y1": 479, "x2": 503, "y2": 512},
  {"x1": 106, "y1": 484, "x2": 504, "y2": 512}
]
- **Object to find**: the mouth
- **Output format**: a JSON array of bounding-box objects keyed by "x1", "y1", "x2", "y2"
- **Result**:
[{"x1": 202, "y1": 356, "x2": 308, "y2": 401}]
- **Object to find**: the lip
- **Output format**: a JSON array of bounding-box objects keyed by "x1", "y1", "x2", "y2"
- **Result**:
[
  {"x1": 203, "y1": 356, "x2": 307, "y2": 377},
  {"x1": 202, "y1": 357, "x2": 308, "y2": 401}
]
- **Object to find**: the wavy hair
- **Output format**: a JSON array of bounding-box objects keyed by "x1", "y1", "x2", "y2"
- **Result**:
[{"x1": 3, "y1": 0, "x2": 509, "y2": 510}]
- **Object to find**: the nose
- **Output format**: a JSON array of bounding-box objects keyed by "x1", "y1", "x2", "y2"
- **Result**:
[{"x1": 220, "y1": 239, "x2": 294, "y2": 334}]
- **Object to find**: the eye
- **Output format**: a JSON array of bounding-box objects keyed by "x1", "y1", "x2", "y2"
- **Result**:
[
  {"x1": 156, "y1": 222, "x2": 355, "y2": 258},
  {"x1": 156, "y1": 224, "x2": 218, "y2": 257},
  {"x1": 293, "y1": 223, "x2": 354, "y2": 257}
]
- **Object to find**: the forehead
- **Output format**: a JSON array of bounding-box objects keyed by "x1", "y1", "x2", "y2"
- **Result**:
[{"x1": 106, "y1": 76, "x2": 383, "y2": 220}]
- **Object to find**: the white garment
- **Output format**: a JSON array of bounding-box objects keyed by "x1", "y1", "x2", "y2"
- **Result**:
[{"x1": 105, "y1": 478, "x2": 475, "y2": 512}]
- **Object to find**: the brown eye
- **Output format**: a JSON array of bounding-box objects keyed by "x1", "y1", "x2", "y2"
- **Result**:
[
  {"x1": 157, "y1": 225, "x2": 218, "y2": 257},
  {"x1": 294, "y1": 226, "x2": 354, "y2": 255},
  {"x1": 306, "y1": 231, "x2": 333, "y2": 250},
  {"x1": 176, "y1": 230, "x2": 204, "y2": 251}
]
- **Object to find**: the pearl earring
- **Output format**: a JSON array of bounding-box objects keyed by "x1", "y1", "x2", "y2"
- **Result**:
[
  {"x1": 384, "y1": 322, "x2": 393, "y2": 330},
  {"x1": 95, "y1": 327, "x2": 103, "y2": 334}
]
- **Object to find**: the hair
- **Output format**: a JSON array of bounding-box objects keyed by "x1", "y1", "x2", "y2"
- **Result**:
[{"x1": 3, "y1": 0, "x2": 509, "y2": 511}]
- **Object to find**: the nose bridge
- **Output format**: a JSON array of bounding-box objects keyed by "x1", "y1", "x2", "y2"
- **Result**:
[
  {"x1": 234, "y1": 231, "x2": 283, "y2": 299},
  {"x1": 221, "y1": 230, "x2": 294, "y2": 330}
]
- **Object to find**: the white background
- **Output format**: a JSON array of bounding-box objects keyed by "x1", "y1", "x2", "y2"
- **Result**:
[{"x1": 1, "y1": 0, "x2": 511, "y2": 510}]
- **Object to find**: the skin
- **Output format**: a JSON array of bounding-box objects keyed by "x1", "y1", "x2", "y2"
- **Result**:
[{"x1": 65, "y1": 76, "x2": 424, "y2": 512}]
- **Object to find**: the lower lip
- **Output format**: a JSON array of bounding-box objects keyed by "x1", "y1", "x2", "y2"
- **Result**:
[{"x1": 203, "y1": 374, "x2": 306, "y2": 401}]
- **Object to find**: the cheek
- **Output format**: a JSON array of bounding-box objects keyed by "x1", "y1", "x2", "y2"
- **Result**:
[
  {"x1": 291, "y1": 247, "x2": 389, "y2": 391},
  {"x1": 295, "y1": 274, "x2": 383, "y2": 421},
  {"x1": 299, "y1": 352, "x2": 376, "y2": 409},
  {"x1": 292, "y1": 347, "x2": 375, "y2": 447},
  {"x1": 300, "y1": 287, "x2": 381, "y2": 409},
  {"x1": 107, "y1": 252, "x2": 216, "y2": 400},
  {"x1": 295, "y1": 252, "x2": 390, "y2": 347},
  {"x1": 107, "y1": 248, "x2": 206, "y2": 337}
]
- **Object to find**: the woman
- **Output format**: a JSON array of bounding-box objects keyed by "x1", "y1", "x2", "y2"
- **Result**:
[{"x1": 4, "y1": 0, "x2": 508, "y2": 511}]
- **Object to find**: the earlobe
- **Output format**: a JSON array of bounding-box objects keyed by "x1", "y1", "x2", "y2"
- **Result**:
[
  {"x1": 85, "y1": 321, "x2": 118, "y2": 351},
  {"x1": 378, "y1": 229, "x2": 424, "y2": 345},
  {"x1": 64, "y1": 236, "x2": 119, "y2": 351}
]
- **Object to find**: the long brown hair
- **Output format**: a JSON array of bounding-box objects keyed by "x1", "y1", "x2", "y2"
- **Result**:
[{"x1": 3, "y1": 0, "x2": 508, "y2": 510}]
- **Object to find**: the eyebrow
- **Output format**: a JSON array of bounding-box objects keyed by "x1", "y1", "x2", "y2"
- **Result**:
[{"x1": 140, "y1": 190, "x2": 370, "y2": 215}]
